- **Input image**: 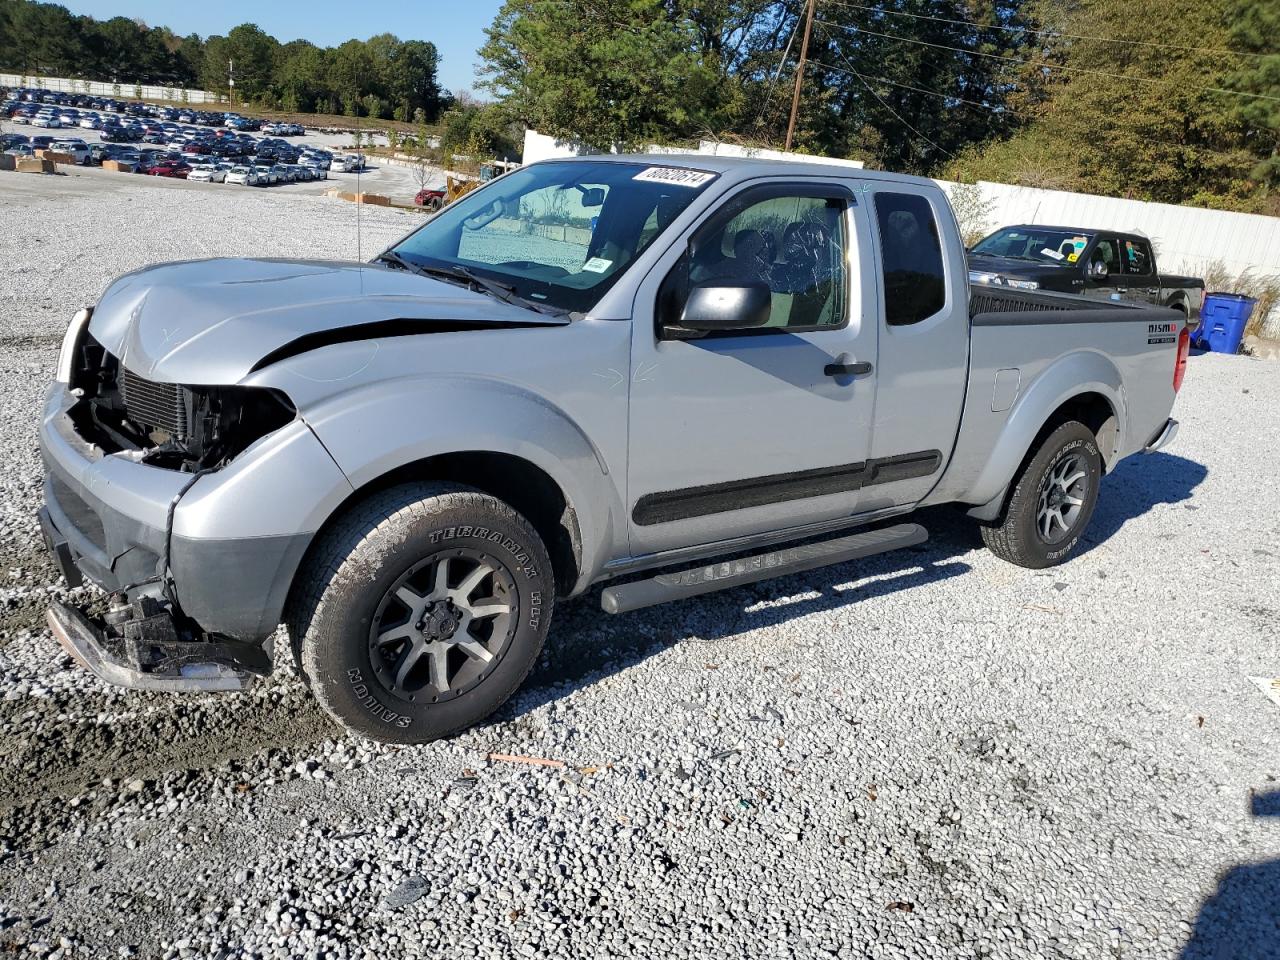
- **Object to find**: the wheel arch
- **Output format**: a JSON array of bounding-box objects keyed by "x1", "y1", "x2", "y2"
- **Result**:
[
  {"x1": 293, "y1": 451, "x2": 586, "y2": 603},
  {"x1": 966, "y1": 352, "x2": 1124, "y2": 522}
]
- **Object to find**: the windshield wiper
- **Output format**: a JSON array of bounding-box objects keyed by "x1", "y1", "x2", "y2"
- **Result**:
[
  {"x1": 374, "y1": 252, "x2": 562, "y2": 316},
  {"x1": 422, "y1": 263, "x2": 564, "y2": 316},
  {"x1": 419, "y1": 263, "x2": 518, "y2": 301},
  {"x1": 373, "y1": 250, "x2": 426, "y2": 274}
]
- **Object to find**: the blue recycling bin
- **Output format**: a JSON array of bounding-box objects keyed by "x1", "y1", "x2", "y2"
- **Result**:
[{"x1": 1193, "y1": 293, "x2": 1256, "y2": 354}]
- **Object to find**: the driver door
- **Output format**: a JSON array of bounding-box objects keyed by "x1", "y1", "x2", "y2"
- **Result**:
[
  {"x1": 625, "y1": 179, "x2": 880, "y2": 555},
  {"x1": 1082, "y1": 235, "x2": 1125, "y2": 302}
]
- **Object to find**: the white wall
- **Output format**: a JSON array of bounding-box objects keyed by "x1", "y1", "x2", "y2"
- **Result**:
[
  {"x1": 521, "y1": 129, "x2": 864, "y2": 169},
  {"x1": 2, "y1": 73, "x2": 223, "y2": 105},
  {"x1": 938, "y1": 179, "x2": 1280, "y2": 335}
]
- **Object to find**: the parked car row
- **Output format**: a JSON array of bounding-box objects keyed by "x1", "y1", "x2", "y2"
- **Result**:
[
  {"x1": 1, "y1": 87, "x2": 297, "y2": 134},
  {"x1": 3, "y1": 122, "x2": 340, "y2": 171}
]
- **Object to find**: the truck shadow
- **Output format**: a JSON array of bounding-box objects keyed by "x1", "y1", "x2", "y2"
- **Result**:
[
  {"x1": 519, "y1": 452, "x2": 1207, "y2": 710},
  {"x1": 1080, "y1": 451, "x2": 1208, "y2": 555},
  {"x1": 523, "y1": 511, "x2": 977, "y2": 704},
  {"x1": 1178, "y1": 789, "x2": 1280, "y2": 960}
]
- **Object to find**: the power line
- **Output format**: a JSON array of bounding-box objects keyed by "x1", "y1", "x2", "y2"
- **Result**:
[
  {"x1": 821, "y1": 0, "x2": 1278, "y2": 60},
  {"x1": 810, "y1": 57, "x2": 1269, "y2": 164},
  {"x1": 812, "y1": 59, "x2": 1005, "y2": 110},
  {"x1": 813, "y1": 19, "x2": 1280, "y2": 105},
  {"x1": 754, "y1": 14, "x2": 802, "y2": 129},
  {"x1": 840, "y1": 62, "x2": 953, "y2": 160}
]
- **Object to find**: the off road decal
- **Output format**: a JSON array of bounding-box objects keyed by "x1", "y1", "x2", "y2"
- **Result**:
[
  {"x1": 1148, "y1": 320, "x2": 1177, "y2": 345},
  {"x1": 347, "y1": 668, "x2": 411, "y2": 728}
]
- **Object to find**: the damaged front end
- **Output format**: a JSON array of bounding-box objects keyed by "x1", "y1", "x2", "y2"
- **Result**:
[
  {"x1": 41, "y1": 318, "x2": 304, "y2": 692},
  {"x1": 66, "y1": 330, "x2": 296, "y2": 472},
  {"x1": 47, "y1": 597, "x2": 271, "y2": 692}
]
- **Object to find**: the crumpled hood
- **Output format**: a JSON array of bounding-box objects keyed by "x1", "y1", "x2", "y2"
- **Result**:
[{"x1": 88, "y1": 258, "x2": 565, "y2": 384}]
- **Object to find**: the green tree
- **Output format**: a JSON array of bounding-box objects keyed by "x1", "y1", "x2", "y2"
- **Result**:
[
  {"x1": 1225, "y1": 0, "x2": 1280, "y2": 210},
  {"x1": 478, "y1": 0, "x2": 723, "y2": 149},
  {"x1": 947, "y1": 0, "x2": 1278, "y2": 211}
]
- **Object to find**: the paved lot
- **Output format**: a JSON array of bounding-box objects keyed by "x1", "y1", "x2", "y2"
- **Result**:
[{"x1": 0, "y1": 174, "x2": 1277, "y2": 959}]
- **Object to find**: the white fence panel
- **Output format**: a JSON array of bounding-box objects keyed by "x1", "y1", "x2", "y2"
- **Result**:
[
  {"x1": 938, "y1": 179, "x2": 1280, "y2": 336},
  {"x1": 1, "y1": 73, "x2": 224, "y2": 105}
]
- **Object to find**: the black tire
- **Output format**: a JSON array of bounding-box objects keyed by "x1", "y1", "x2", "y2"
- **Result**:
[
  {"x1": 287, "y1": 483, "x2": 554, "y2": 743},
  {"x1": 980, "y1": 420, "x2": 1102, "y2": 569}
]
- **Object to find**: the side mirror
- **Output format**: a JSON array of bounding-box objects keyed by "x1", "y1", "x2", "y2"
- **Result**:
[
  {"x1": 677, "y1": 281, "x2": 772, "y2": 332},
  {"x1": 1089, "y1": 260, "x2": 1109, "y2": 280}
]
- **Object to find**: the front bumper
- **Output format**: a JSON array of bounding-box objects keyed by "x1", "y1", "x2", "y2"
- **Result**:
[
  {"x1": 39, "y1": 384, "x2": 346, "y2": 642},
  {"x1": 46, "y1": 600, "x2": 269, "y2": 692}
]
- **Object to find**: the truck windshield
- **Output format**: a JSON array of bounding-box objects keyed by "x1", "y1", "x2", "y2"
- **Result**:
[
  {"x1": 971, "y1": 227, "x2": 1094, "y2": 264},
  {"x1": 387, "y1": 160, "x2": 718, "y2": 314}
]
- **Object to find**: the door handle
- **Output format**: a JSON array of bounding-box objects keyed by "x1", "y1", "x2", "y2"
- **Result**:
[
  {"x1": 1147, "y1": 288, "x2": 1160, "y2": 295},
  {"x1": 824, "y1": 357, "x2": 873, "y2": 377},
  {"x1": 1115, "y1": 287, "x2": 1128, "y2": 294}
]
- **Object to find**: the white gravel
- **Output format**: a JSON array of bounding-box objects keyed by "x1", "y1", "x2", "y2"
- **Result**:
[{"x1": 0, "y1": 172, "x2": 1278, "y2": 960}]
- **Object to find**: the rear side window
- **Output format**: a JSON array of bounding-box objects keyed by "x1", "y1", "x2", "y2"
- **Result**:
[
  {"x1": 874, "y1": 193, "x2": 946, "y2": 326},
  {"x1": 1122, "y1": 238, "x2": 1154, "y2": 275}
]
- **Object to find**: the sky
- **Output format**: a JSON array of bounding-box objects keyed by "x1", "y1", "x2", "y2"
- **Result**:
[{"x1": 60, "y1": 0, "x2": 507, "y2": 96}]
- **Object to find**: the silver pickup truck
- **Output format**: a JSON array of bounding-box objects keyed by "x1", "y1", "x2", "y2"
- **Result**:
[{"x1": 39, "y1": 156, "x2": 1188, "y2": 742}]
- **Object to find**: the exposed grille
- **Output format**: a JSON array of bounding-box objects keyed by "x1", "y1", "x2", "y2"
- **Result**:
[
  {"x1": 120, "y1": 368, "x2": 188, "y2": 438},
  {"x1": 970, "y1": 290, "x2": 1073, "y2": 316}
]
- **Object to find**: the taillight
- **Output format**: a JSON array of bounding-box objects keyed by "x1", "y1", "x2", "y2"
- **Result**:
[{"x1": 1173, "y1": 326, "x2": 1190, "y2": 392}]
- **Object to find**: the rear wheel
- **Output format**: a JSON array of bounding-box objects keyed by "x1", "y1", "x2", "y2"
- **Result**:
[
  {"x1": 980, "y1": 420, "x2": 1102, "y2": 568},
  {"x1": 288, "y1": 483, "x2": 554, "y2": 743}
]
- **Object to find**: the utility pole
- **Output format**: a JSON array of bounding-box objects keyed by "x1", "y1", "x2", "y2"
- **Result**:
[
  {"x1": 228, "y1": 59, "x2": 235, "y2": 110},
  {"x1": 785, "y1": 0, "x2": 816, "y2": 152}
]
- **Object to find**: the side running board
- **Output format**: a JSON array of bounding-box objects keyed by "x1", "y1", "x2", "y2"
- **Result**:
[{"x1": 600, "y1": 522, "x2": 928, "y2": 615}]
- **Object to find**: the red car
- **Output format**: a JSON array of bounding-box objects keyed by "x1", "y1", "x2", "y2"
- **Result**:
[
  {"x1": 147, "y1": 160, "x2": 192, "y2": 179},
  {"x1": 414, "y1": 188, "x2": 446, "y2": 211}
]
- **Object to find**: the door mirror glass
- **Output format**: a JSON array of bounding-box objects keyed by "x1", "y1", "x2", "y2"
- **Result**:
[
  {"x1": 679, "y1": 280, "x2": 772, "y2": 332},
  {"x1": 1089, "y1": 259, "x2": 1109, "y2": 280}
]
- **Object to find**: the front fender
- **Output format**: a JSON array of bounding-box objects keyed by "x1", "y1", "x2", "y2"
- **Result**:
[
  {"x1": 301, "y1": 374, "x2": 623, "y2": 590},
  {"x1": 967, "y1": 350, "x2": 1125, "y2": 513}
]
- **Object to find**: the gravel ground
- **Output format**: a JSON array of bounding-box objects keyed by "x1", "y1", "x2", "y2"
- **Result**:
[{"x1": 0, "y1": 174, "x2": 1278, "y2": 960}]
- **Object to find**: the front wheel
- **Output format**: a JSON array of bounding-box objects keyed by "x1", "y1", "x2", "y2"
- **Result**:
[
  {"x1": 288, "y1": 484, "x2": 555, "y2": 743},
  {"x1": 980, "y1": 420, "x2": 1102, "y2": 569}
]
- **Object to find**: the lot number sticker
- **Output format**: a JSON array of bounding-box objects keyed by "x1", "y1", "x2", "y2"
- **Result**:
[
  {"x1": 581, "y1": 257, "x2": 613, "y2": 274},
  {"x1": 633, "y1": 167, "x2": 716, "y2": 188}
]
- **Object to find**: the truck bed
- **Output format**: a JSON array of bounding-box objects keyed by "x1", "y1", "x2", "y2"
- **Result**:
[{"x1": 922, "y1": 285, "x2": 1182, "y2": 511}]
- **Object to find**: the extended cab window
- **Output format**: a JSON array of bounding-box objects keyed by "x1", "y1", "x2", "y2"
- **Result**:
[
  {"x1": 665, "y1": 188, "x2": 849, "y2": 332},
  {"x1": 874, "y1": 193, "x2": 945, "y2": 326},
  {"x1": 1122, "y1": 238, "x2": 1154, "y2": 275}
]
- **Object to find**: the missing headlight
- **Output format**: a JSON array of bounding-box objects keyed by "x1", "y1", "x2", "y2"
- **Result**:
[{"x1": 68, "y1": 335, "x2": 297, "y2": 471}]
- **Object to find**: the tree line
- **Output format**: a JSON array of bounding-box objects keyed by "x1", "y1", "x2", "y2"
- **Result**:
[
  {"x1": 476, "y1": 0, "x2": 1279, "y2": 214},
  {"x1": 0, "y1": 0, "x2": 445, "y2": 122},
  {"x1": 2, "y1": 0, "x2": 1276, "y2": 212}
]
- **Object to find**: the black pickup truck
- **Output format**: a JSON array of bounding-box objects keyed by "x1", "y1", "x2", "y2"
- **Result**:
[{"x1": 968, "y1": 224, "x2": 1204, "y2": 326}]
